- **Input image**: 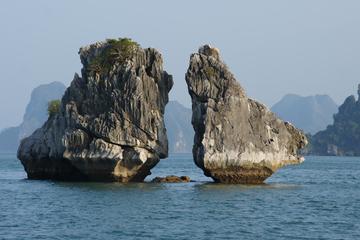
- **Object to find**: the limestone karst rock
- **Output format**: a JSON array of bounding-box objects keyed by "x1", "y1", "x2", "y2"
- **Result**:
[
  {"x1": 17, "y1": 38, "x2": 173, "y2": 182},
  {"x1": 185, "y1": 45, "x2": 307, "y2": 184}
]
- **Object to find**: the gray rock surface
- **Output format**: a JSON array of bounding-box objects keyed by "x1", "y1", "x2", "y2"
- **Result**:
[
  {"x1": 186, "y1": 45, "x2": 307, "y2": 184},
  {"x1": 0, "y1": 82, "x2": 66, "y2": 153},
  {"x1": 18, "y1": 38, "x2": 173, "y2": 182}
]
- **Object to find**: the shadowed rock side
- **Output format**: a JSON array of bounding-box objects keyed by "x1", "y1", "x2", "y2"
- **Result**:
[
  {"x1": 185, "y1": 45, "x2": 307, "y2": 184},
  {"x1": 17, "y1": 38, "x2": 173, "y2": 182}
]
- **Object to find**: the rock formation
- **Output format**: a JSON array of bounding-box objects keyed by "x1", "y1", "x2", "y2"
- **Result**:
[
  {"x1": 309, "y1": 84, "x2": 360, "y2": 156},
  {"x1": 0, "y1": 82, "x2": 66, "y2": 153},
  {"x1": 18, "y1": 38, "x2": 173, "y2": 182},
  {"x1": 185, "y1": 45, "x2": 307, "y2": 184}
]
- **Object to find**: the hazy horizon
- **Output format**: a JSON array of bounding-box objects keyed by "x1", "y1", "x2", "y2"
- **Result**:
[{"x1": 1, "y1": 0, "x2": 360, "y2": 130}]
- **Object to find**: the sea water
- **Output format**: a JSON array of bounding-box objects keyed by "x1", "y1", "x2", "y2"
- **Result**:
[{"x1": 0, "y1": 153, "x2": 359, "y2": 240}]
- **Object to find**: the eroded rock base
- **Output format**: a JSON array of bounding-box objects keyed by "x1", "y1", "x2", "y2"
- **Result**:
[
  {"x1": 24, "y1": 159, "x2": 87, "y2": 181},
  {"x1": 24, "y1": 158, "x2": 159, "y2": 182},
  {"x1": 205, "y1": 167, "x2": 273, "y2": 184}
]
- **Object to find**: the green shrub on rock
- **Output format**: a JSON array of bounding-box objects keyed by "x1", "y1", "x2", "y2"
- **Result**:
[
  {"x1": 48, "y1": 100, "x2": 61, "y2": 117},
  {"x1": 88, "y1": 38, "x2": 140, "y2": 75}
]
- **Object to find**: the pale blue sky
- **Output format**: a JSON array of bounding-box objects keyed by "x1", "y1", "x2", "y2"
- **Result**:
[{"x1": 1, "y1": 0, "x2": 360, "y2": 130}]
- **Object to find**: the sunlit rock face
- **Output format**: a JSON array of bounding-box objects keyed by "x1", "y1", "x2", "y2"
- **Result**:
[
  {"x1": 18, "y1": 38, "x2": 173, "y2": 182},
  {"x1": 185, "y1": 45, "x2": 307, "y2": 184}
]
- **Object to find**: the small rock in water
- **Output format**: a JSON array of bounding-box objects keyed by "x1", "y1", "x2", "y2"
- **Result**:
[{"x1": 151, "y1": 175, "x2": 191, "y2": 183}]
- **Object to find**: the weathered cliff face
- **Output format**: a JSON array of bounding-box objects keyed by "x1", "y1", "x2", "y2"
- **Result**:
[
  {"x1": 18, "y1": 38, "x2": 173, "y2": 182},
  {"x1": 186, "y1": 45, "x2": 307, "y2": 184}
]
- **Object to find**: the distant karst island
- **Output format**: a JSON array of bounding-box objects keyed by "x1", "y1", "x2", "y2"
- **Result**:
[
  {"x1": 271, "y1": 94, "x2": 338, "y2": 135},
  {"x1": 307, "y1": 85, "x2": 360, "y2": 156}
]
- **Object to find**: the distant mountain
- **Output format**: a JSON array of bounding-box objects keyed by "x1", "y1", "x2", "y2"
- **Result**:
[
  {"x1": 309, "y1": 85, "x2": 360, "y2": 156},
  {"x1": 0, "y1": 82, "x2": 66, "y2": 153},
  {"x1": 271, "y1": 94, "x2": 338, "y2": 134},
  {"x1": 165, "y1": 101, "x2": 193, "y2": 153}
]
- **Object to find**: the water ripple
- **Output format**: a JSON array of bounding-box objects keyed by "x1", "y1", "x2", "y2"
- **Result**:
[{"x1": 0, "y1": 154, "x2": 360, "y2": 239}]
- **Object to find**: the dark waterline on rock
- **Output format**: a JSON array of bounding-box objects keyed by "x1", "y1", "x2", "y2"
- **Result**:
[{"x1": 1, "y1": 153, "x2": 360, "y2": 239}]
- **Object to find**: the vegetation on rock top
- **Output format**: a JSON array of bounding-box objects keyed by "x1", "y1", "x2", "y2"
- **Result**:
[{"x1": 87, "y1": 38, "x2": 140, "y2": 75}]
